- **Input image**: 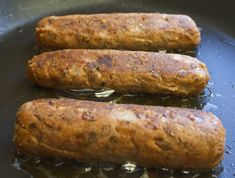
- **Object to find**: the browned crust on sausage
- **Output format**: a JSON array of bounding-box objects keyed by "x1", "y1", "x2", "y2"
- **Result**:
[
  {"x1": 14, "y1": 99, "x2": 225, "y2": 170},
  {"x1": 36, "y1": 13, "x2": 200, "y2": 51},
  {"x1": 27, "y1": 49, "x2": 209, "y2": 95}
]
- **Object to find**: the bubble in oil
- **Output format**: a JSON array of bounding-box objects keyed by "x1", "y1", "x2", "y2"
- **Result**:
[
  {"x1": 95, "y1": 89, "x2": 115, "y2": 97},
  {"x1": 226, "y1": 150, "x2": 232, "y2": 155},
  {"x1": 54, "y1": 160, "x2": 64, "y2": 167},
  {"x1": 227, "y1": 144, "x2": 232, "y2": 150},
  {"x1": 215, "y1": 93, "x2": 222, "y2": 97},
  {"x1": 122, "y1": 162, "x2": 137, "y2": 173},
  {"x1": 181, "y1": 170, "x2": 190, "y2": 174},
  {"x1": 12, "y1": 157, "x2": 21, "y2": 171},
  {"x1": 32, "y1": 157, "x2": 41, "y2": 164},
  {"x1": 84, "y1": 167, "x2": 92, "y2": 172},
  {"x1": 161, "y1": 167, "x2": 169, "y2": 171}
]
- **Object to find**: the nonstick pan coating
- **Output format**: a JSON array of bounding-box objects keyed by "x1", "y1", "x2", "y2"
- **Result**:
[{"x1": 1, "y1": 0, "x2": 235, "y2": 177}]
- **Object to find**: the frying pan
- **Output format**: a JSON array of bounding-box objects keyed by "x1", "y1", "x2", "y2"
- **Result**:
[{"x1": 1, "y1": 0, "x2": 235, "y2": 177}]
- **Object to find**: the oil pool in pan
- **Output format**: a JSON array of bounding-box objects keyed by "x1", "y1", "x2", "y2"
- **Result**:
[{"x1": 1, "y1": 2, "x2": 235, "y2": 178}]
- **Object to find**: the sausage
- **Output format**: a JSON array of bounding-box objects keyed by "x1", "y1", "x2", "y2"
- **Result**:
[
  {"x1": 27, "y1": 49, "x2": 209, "y2": 95},
  {"x1": 13, "y1": 99, "x2": 225, "y2": 170},
  {"x1": 36, "y1": 13, "x2": 200, "y2": 51}
]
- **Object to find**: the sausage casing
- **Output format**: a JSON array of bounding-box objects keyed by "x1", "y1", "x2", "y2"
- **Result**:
[
  {"x1": 36, "y1": 13, "x2": 200, "y2": 51},
  {"x1": 14, "y1": 99, "x2": 225, "y2": 170},
  {"x1": 28, "y1": 49, "x2": 209, "y2": 95}
]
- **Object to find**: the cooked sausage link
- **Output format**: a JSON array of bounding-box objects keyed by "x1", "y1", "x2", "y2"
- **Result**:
[
  {"x1": 14, "y1": 99, "x2": 225, "y2": 170},
  {"x1": 27, "y1": 49, "x2": 209, "y2": 95},
  {"x1": 36, "y1": 13, "x2": 200, "y2": 51}
]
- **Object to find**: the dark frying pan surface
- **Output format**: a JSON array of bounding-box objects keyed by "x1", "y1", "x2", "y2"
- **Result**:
[{"x1": 1, "y1": 0, "x2": 235, "y2": 177}]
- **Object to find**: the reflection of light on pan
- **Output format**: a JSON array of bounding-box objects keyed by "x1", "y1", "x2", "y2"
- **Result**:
[{"x1": 53, "y1": 86, "x2": 214, "y2": 110}]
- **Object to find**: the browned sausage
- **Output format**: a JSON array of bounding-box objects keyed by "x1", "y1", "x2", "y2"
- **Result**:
[
  {"x1": 28, "y1": 49, "x2": 209, "y2": 95},
  {"x1": 36, "y1": 13, "x2": 200, "y2": 51},
  {"x1": 14, "y1": 99, "x2": 225, "y2": 170}
]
